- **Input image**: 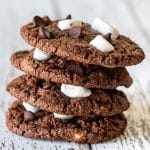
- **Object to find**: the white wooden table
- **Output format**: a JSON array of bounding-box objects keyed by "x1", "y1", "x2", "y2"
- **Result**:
[{"x1": 0, "y1": 0, "x2": 150, "y2": 149}]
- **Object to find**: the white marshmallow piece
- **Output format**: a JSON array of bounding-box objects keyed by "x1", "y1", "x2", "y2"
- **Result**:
[
  {"x1": 61, "y1": 84, "x2": 91, "y2": 98},
  {"x1": 58, "y1": 19, "x2": 82, "y2": 30},
  {"x1": 23, "y1": 102, "x2": 40, "y2": 113},
  {"x1": 33, "y1": 48, "x2": 51, "y2": 61},
  {"x1": 53, "y1": 113, "x2": 74, "y2": 120},
  {"x1": 92, "y1": 17, "x2": 119, "y2": 40},
  {"x1": 90, "y1": 35, "x2": 114, "y2": 52},
  {"x1": 100, "y1": 64, "x2": 115, "y2": 68}
]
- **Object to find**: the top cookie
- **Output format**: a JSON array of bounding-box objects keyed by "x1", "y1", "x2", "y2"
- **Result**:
[{"x1": 20, "y1": 15, "x2": 145, "y2": 67}]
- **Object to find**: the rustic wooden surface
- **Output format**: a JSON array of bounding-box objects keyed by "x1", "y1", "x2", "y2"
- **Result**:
[{"x1": 0, "y1": 0, "x2": 150, "y2": 149}]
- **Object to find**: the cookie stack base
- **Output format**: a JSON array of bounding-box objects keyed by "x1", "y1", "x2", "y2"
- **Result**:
[{"x1": 6, "y1": 101, "x2": 127, "y2": 143}]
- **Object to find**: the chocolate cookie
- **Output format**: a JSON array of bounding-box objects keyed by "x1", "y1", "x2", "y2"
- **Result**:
[
  {"x1": 6, "y1": 101, "x2": 127, "y2": 143},
  {"x1": 7, "y1": 74, "x2": 130, "y2": 116},
  {"x1": 20, "y1": 16, "x2": 145, "y2": 66},
  {"x1": 10, "y1": 50, "x2": 133, "y2": 89}
]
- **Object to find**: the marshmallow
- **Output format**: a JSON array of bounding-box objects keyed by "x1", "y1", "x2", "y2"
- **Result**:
[
  {"x1": 92, "y1": 17, "x2": 119, "y2": 40},
  {"x1": 23, "y1": 102, "x2": 39, "y2": 113},
  {"x1": 61, "y1": 84, "x2": 91, "y2": 98},
  {"x1": 101, "y1": 64, "x2": 115, "y2": 68},
  {"x1": 53, "y1": 113, "x2": 74, "y2": 120},
  {"x1": 90, "y1": 35, "x2": 114, "y2": 52},
  {"x1": 58, "y1": 19, "x2": 82, "y2": 30},
  {"x1": 33, "y1": 48, "x2": 51, "y2": 61}
]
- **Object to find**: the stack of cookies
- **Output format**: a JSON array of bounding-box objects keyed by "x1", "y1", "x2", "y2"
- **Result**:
[{"x1": 6, "y1": 15, "x2": 145, "y2": 143}]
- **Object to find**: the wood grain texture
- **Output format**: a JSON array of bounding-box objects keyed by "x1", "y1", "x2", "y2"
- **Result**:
[{"x1": 0, "y1": 0, "x2": 150, "y2": 149}]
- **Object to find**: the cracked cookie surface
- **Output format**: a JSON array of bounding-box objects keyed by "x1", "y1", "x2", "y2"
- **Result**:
[
  {"x1": 6, "y1": 101, "x2": 127, "y2": 143},
  {"x1": 7, "y1": 74, "x2": 130, "y2": 116},
  {"x1": 10, "y1": 50, "x2": 133, "y2": 89},
  {"x1": 20, "y1": 16, "x2": 145, "y2": 66}
]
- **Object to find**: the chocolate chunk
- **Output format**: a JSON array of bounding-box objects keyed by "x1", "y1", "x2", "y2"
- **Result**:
[
  {"x1": 38, "y1": 27, "x2": 51, "y2": 39},
  {"x1": 33, "y1": 16, "x2": 46, "y2": 27},
  {"x1": 68, "y1": 26, "x2": 82, "y2": 39},
  {"x1": 103, "y1": 33, "x2": 111, "y2": 41},
  {"x1": 66, "y1": 14, "x2": 72, "y2": 19},
  {"x1": 66, "y1": 64, "x2": 83, "y2": 75},
  {"x1": 24, "y1": 111, "x2": 35, "y2": 122}
]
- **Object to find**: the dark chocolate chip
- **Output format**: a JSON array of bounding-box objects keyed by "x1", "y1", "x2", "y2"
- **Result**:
[
  {"x1": 66, "y1": 64, "x2": 83, "y2": 75},
  {"x1": 33, "y1": 16, "x2": 46, "y2": 27},
  {"x1": 24, "y1": 111, "x2": 35, "y2": 122},
  {"x1": 38, "y1": 27, "x2": 51, "y2": 39},
  {"x1": 68, "y1": 26, "x2": 82, "y2": 39},
  {"x1": 103, "y1": 33, "x2": 111, "y2": 41},
  {"x1": 66, "y1": 14, "x2": 72, "y2": 19},
  {"x1": 37, "y1": 79, "x2": 44, "y2": 88}
]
